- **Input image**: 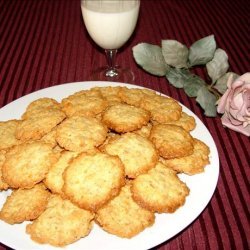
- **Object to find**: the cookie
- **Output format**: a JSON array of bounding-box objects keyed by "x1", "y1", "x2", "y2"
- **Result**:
[
  {"x1": 92, "y1": 86, "x2": 123, "y2": 106},
  {"x1": 98, "y1": 132, "x2": 120, "y2": 152},
  {"x1": 56, "y1": 115, "x2": 108, "y2": 152},
  {"x1": 16, "y1": 108, "x2": 66, "y2": 141},
  {"x1": 39, "y1": 128, "x2": 58, "y2": 148},
  {"x1": 22, "y1": 98, "x2": 61, "y2": 119},
  {"x1": 118, "y1": 87, "x2": 156, "y2": 107},
  {"x1": 66, "y1": 88, "x2": 103, "y2": 98},
  {"x1": 0, "y1": 183, "x2": 50, "y2": 224},
  {"x1": 2, "y1": 141, "x2": 56, "y2": 189},
  {"x1": 104, "y1": 133, "x2": 158, "y2": 178},
  {"x1": 63, "y1": 152, "x2": 125, "y2": 211},
  {"x1": 44, "y1": 151, "x2": 79, "y2": 195},
  {"x1": 0, "y1": 150, "x2": 8, "y2": 190},
  {"x1": 0, "y1": 120, "x2": 21, "y2": 150},
  {"x1": 150, "y1": 124, "x2": 194, "y2": 159},
  {"x1": 133, "y1": 122, "x2": 152, "y2": 138},
  {"x1": 140, "y1": 94, "x2": 182, "y2": 123},
  {"x1": 96, "y1": 183, "x2": 155, "y2": 238},
  {"x1": 102, "y1": 103, "x2": 150, "y2": 133},
  {"x1": 163, "y1": 112, "x2": 196, "y2": 131},
  {"x1": 131, "y1": 162, "x2": 190, "y2": 213},
  {"x1": 26, "y1": 195, "x2": 94, "y2": 247},
  {"x1": 160, "y1": 138, "x2": 210, "y2": 175},
  {"x1": 92, "y1": 86, "x2": 122, "y2": 97},
  {"x1": 61, "y1": 91, "x2": 108, "y2": 117}
]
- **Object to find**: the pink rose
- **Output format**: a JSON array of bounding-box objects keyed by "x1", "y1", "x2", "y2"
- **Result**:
[{"x1": 217, "y1": 73, "x2": 250, "y2": 136}]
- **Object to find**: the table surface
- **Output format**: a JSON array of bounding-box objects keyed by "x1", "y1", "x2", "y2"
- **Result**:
[{"x1": 0, "y1": 0, "x2": 249, "y2": 249}]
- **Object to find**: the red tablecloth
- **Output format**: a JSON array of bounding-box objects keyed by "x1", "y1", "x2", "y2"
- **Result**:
[{"x1": 0, "y1": 0, "x2": 249, "y2": 249}]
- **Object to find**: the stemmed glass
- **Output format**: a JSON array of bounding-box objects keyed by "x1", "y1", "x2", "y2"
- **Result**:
[{"x1": 81, "y1": 0, "x2": 140, "y2": 82}]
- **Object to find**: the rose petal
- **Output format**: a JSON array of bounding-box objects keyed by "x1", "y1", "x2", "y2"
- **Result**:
[
  {"x1": 227, "y1": 73, "x2": 234, "y2": 88},
  {"x1": 221, "y1": 114, "x2": 250, "y2": 136},
  {"x1": 230, "y1": 91, "x2": 243, "y2": 110},
  {"x1": 243, "y1": 120, "x2": 250, "y2": 127},
  {"x1": 243, "y1": 87, "x2": 250, "y2": 107},
  {"x1": 218, "y1": 79, "x2": 246, "y2": 114},
  {"x1": 217, "y1": 88, "x2": 231, "y2": 113},
  {"x1": 230, "y1": 78, "x2": 250, "y2": 113},
  {"x1": 234, "y1": 89, "x2": 250, "y2": 122},
  {"x1": 231, "y1": 80, "x2": 245, "y2": 90},
  {"x1": 217, "y1": 75, "x2": 234, "y2": 113},
  {"x1": 237, "y1": 73, "x2": 250, "y2": 83},
  {"x1": 227, "y1": 112, "x2": 242, "y2": 126}
]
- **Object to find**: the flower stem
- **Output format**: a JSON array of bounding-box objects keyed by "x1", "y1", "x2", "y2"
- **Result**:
[{"x1": 207, "y1": 85, "x2": 221, "y2": 99}]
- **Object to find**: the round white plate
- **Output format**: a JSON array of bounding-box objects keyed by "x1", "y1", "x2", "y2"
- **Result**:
[{"x1": 0, "y1": 81, "x2": 219, "y2": 250}]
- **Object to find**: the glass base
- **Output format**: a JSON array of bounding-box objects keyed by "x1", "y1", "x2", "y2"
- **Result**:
[{"x1": 87, "y1": 66, "x2": 135, "y2": 83}]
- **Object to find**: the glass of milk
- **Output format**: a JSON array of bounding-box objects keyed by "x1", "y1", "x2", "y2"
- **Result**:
[{"x1": 81, "y1": 0, "x2": 140, "y2": 82}]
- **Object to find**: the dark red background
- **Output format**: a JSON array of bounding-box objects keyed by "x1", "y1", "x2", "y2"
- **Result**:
[{"x1": 0, "y1": 0, "x2": 249, "y2": 249}]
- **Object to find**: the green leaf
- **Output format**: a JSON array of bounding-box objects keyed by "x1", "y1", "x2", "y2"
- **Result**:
[
  {"x1": 214, "y1": 72, "x2": 239, "y2": 94},
  {"x1": 166, "y1": 68, "x2": 206, "y2": 96},
  {"x1": 188, "y1": 35, "x2": 216, "y2": 66},
  {"x1": 166, "y1": 68, "x2": 190, "y2": 88},
  {"x1": 196, "y1": 86, "x2": 217, "y2": 117},
  {"x1": 162, "y1": 40, "x2": 189, "y2": 68},
  {"x1": 206, "y1": 48, "x2": 229, "y2": 83},
  {"x1": 183, "y1": 75, "x2": 206, "y2": 97},
  {"x1": 132, "y1": 43, "x2": 169, "y2": 76}
]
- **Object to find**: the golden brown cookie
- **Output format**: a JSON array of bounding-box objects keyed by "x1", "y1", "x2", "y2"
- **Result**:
[
  {"x1": 61, "y1": 90, "x2": 108, "y2": 117},
  {"x1": 104, "y1": 133, "x2": 158, "y2": 178},
  {"x1": 0, "y1": 120, "x2": 21, "y2": 150},
  {"x1": 98, "y1": 132, "x2": 120, "y2": 152},
  {"x1": 0, "y1": 150, "x2": 8, "y2": 190},
  {"x1": 39, "y1": 128, "x2": 58, "y2": 148},
  {"x1": 131, "y1": 162, "x2": 190, "y2": 213},
  {"x1": 133, "y1": 122, "x2": 152, "y2": 138},
  {"x1": 92, "y1": 86, "x2": 122, "y2": 97},
  {"x1": 63, "y1": 152, "x2": 125, "y2": 211},
  {"x1": 44, "y1": 151, "x2": 79, "y2": 195},
  {"x1": 140, "y1": 94, "x2": 182, "y2": 123},
  {"x1": 56, "y1": 115, "x2": 108, "y2": 152},
  {"x1": 2, "y1": 141, "x2": 56, "y2": 189},
  {"x1": 160, "y1": 138, "x2": 210, "y2": 175},
  {"x1": 0, "y1": 183, "x2": 50, "y2": 224},
  {"x1": 150, "y1": 124, "x2": 194, "y2": 159},
  {"x1": 22, "y1": 98, "x2": 61, "y2": 119},
  {"x1": 96, "y1": 183, "x2": 155, "y2": 238},
  {"x1": 118, "y1": 87, "x2": 156, "y2": 107},
  {"x1": 163, "y1": 112, "x2": 196, "y2": 131},
  {"x1": 26, "y1": 195, "x2": 94, "y2": 247},
  {"x1": 16, "y1": 108, "x2": 66, "y2": 141},
  {"x1": 92, "y1": 86, "x2": 123, "y2": 106},
  {"x1": 102, "y1": 103, "x2": 150, "y2": 133},
  {"x1": 67, "y1": 88, "x2": 103, "y2": 98}
]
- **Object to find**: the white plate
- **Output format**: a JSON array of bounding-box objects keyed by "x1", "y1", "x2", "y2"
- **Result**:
[{"x1": 0, "y1": 81, "x2": 219, "y2": 250}]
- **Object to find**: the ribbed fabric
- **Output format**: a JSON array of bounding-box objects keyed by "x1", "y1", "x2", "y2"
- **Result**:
[{"x1": 0, "y1": 0, "x2": 249, "y2": 250}]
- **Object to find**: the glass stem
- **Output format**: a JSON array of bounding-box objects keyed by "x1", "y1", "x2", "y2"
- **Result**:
[{"x1": 105, "y1": 49, "x2": 118, "y2": 77}]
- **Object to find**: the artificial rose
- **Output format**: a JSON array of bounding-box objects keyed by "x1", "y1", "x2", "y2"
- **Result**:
[{"x1": 217, "y1": 73, "x2": 250, "y2": 136}]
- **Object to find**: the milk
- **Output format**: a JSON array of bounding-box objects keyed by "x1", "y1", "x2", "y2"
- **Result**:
[{"x1": 81, "y1": 0, "x2": 140, "y2": 50}]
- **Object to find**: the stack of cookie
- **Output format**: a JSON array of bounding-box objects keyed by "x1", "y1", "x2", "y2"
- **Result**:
[{"x1": 0, "y1": 86, "x2": 210, "y2": 246}]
